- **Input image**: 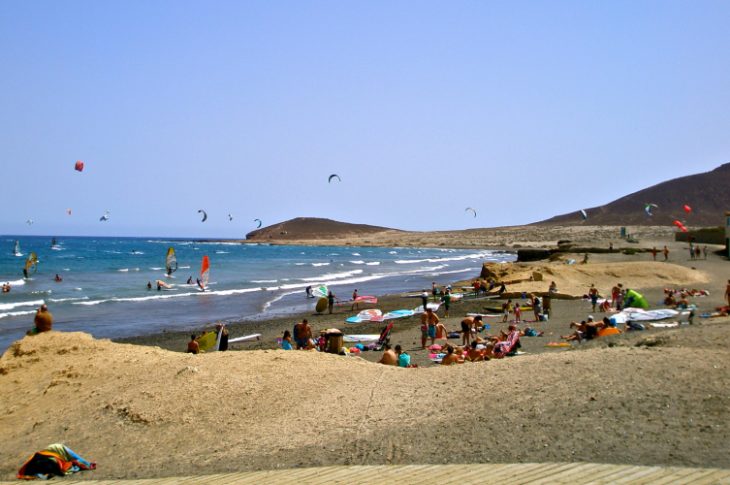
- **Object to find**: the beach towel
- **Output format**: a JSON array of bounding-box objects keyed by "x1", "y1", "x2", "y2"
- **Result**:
[
  {"x1": 493, "y1": 330, "x2": 520, "y2": 358},
  {"x1": 17, "y1": 444, "x2": 95, "y2": 480}
]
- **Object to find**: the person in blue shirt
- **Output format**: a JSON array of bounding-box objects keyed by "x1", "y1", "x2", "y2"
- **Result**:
[{"x1": 395, "y1": 344, "x2": 410, "y2": 367}]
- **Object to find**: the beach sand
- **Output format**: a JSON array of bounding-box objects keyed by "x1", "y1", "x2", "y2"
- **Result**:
[{"x1": 1, "y1": 234, "x2": 729, "y2": 480}]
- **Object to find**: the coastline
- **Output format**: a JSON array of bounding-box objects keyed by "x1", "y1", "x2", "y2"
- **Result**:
[{"x1": 3, "y1": 234, "x2": 730, "y2": 479}]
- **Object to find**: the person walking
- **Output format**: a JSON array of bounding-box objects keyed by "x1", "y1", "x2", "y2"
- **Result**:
[{"x1": 663, "y1": 246, "x2": 669, "y2": 261}]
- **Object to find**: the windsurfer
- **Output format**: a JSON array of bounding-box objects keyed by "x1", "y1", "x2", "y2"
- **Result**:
[
  {"x1": 187, "y1": 276, "x2": 193, "y2": 284},
  {"x1": 305, "y1": 285, "x2": 313, "y2": 298},
  {"x1": 54, "y1": 274, "x2": 63, "y2": 282},
  {"x1": 23, "y1": 268, "x2": 28, "y2": 279},
  {"x1": 147, "y1": 281, "x2": 152, "y2": 290},
  {"x1": 197, "y1": 278, "x2": 204, "y2": 291}
]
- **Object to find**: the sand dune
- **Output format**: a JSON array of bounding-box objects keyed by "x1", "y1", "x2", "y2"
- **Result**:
[{"x1": 2, "y1": 327, "x2": 729, "y2": 480}]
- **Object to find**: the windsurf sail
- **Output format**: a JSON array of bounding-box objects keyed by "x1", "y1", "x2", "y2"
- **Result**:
[
  {"x1": 311, "y1": 285, "x2": 328, "y2": 298},
  {"x1": 13, "y1": 240, "x2": 20, "y2": 256},
  {"x1": 200, "y1": 255, "x2": 210, "y2": 289},
  {"x1": 165, "y1": 247, "x2": 178, "y2": 276},
  {"x1": 25, "y1": 252, "x2": 38, "y2": 275},
  {"x1": 51, "y1": 237, "x2": 57, "y2": 247}
]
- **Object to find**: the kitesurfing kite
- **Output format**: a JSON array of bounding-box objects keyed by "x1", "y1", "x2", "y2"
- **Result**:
[
  {"x1": 228, "y1": 214, "x2": 233, "y2": 222},
  {"x1": 644, "y1": 203, "x2": 658, "y2": 217},
  {"x1": 465, "y1": 207, "x2": 477, "y2": 218},
  {"x1": 328, "y1": 174, "x2": 341, "y2": 183},
  {"x1": 26, "y1": 219, "x2": 34, "y2": 226},
  {"x1": 580, "y1": 209, "x2": 588, "y2": 220},
  {"x1": 99, "y1": 211, "x2": 110, "y2": 222},
  {"x1": 66, "y1": 208, "x2": 72, "y2": 216},
  {"x1": 74, "y1": 161, "x2": 84, "y2": 172},
  {"x1": 198, "y1": 209, "x2": 208, "y2": 222},
  {"x1": 673, "y1": 220, "x2": 688, "y2": 232},
  {"x1": 254, "y1": 218, "x2": 262, "y2": 228},
  {"x1": 683, "y1": 204, "x2": 692, "y2": 214}
]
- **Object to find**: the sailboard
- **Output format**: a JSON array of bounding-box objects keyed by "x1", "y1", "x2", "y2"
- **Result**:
[
  {"x1": 311, "y1": 285, "x2": 328, "y2": 298},
  {"x1": 199, "y1": 255, "x2": 210, "y2": 291},
  {"x1": 24, "y1": 252, "x2": 38, "y2": 278},
  {"x1": 165, "y1": 247, "x2": 178, "y2": 277}
]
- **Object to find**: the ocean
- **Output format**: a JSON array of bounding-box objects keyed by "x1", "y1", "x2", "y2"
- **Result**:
[{"x1": 0, "y1": 236, "x2": 515, "y2": 350}]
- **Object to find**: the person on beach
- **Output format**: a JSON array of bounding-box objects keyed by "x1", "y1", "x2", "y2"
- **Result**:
[
  {"x1": 420, "y1": 289, "x2": 429, "y2": 311},
  {"x1": 327, "y1": 290, "x2": 336, "y2": 314},
  {"x1": 432, "y1": 281, "x2": 438, "y2": 301},
  {"x1": 689, "y1": 242, "x2": 695, "y2": 260},
  {"x1": 597, "y1": 317, "x2": 622, "y2": 337},
  {"x1": 663, "y1": 246, "x2": 669, "y2": 261},
  {"x1": 281, "y1": 330, "x2": 293, "y2": 350},
  {"x1": 461, "y1": 316, "x2": 481, "y2": 346},
  {"x1": 187, "y1": 335, "x2": 200, "y2": 354},
  {"x1": 434, "y1": 320, "x2": 448, "y2": 344},
  {"x1": 420, "y1": 308, "x2": 440, "y2": 348},
  {"x1": 305, "y1": 285, "x2": 313, "y2": 298},
  {"x1": 294, "y1": 319, "x2": 313, "y2": 349},
  {"x1": 466, "y1": 341, "x2": 486, "y2": 362},
  {"x1": 548, "y1": 281, "x2": 558, "y2": 294},
  {"x1": 216, "y1": 323, "x2": 229, "y2": 351},
  {"x1": 513, "y1": 302, "x2": 522, "y2": 323},
  {"x1": 502, "y1": 300, "x2": 511, "y2": 322},
  {"x1": 351, "y1": 289, "x2": 359, "y2": 311},
  {"x1": 441, "y1": 345, "x2": 462, "y2": 365},
  {"x1": 440, "y1": 289, "x2": 451, "y2": 317},
  {"x1": 378, "y1": 344, "x2": 397, "y2": 365},
  {"x1": 695, "y1": 246, "x2": 701, "y2": 260},
  {"x1": 588, "y1": 284, "x2": 599, "y2": 312},
  {"x1": 27, "y1": 304, "x2": 53, "y2": 335},
  {"x1": 395, "y1": 345, "x2": 411, "y2": 367},
  {"x1": 532, "y1": 295, "x2": 542, "y2": 321},
  {"x1": 650, "y1": 247, "x2": 658, "y2": 261}
]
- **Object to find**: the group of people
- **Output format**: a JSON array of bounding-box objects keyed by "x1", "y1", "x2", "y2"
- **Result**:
[
  {"x1": 1, "y1": 282, "x2": 11, "y2": 293},
  {"x1": 688, "y1": 242, "x2": 707, "y2": 260},
  {"x1": 561, "y1": 316, "x2": 623, "y2": 342},
  {"x1": 586, "y1": 282, "x2": 629, "y2": 313},
  {"x1": 377, "y1": 344, "x2": 411, "y2": 367},
  {"x1": 649, "y1": 246, "x2": 671, "y2": 261}
]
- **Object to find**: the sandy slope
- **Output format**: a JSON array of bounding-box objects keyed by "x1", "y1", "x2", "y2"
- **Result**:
[{"x1": 1, "y1": 324, "x2": 729, "y2": 480}]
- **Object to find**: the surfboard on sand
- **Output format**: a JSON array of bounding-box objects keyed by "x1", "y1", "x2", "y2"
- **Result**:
[
  {"x1": 228, "y1": 333, "x2": 262, "y2": 343},
  {"x1": 315, "y1": 297, "x2": 328, "y2": 313}
]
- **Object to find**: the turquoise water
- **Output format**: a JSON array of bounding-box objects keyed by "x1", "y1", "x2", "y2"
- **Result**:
[{"x1": 0, "y1": 236, "x2": 514, "y2": 349}]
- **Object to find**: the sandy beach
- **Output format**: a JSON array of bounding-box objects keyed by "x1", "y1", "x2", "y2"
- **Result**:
[{"x1": 1, "y1": 231, "x2": 729, "y2": 480}]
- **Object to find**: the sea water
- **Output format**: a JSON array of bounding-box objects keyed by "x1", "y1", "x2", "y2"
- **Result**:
[{"x1": 0, "y1": 236, "x2": 515, "y2": 349}]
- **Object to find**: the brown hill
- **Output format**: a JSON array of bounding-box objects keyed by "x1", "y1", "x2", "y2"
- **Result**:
[
  {"x1": 245, "y1": 217, "x2": 399, "y2": 241},
  {"x1": 537, "y1": 162, "x2": 730, "y2": 226}
]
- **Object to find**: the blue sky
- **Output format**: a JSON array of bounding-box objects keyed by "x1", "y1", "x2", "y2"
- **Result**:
[{"x1": 1, "y1": 1, "x2": 729, "y2": 238}]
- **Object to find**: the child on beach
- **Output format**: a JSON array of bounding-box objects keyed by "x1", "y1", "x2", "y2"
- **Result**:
[
  {"x1": 281, "y1": 330, "x2": 293, "y2": 350},
  {"x1": 513, "y1": 302, "x2": 521, "y2": 323},
  {"x1": 502, "y1": 300, "x2": 512, "y2": 322}
]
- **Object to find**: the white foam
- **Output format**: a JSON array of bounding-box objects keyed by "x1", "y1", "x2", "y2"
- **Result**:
[
  {"x1": 299, "y1": 269, "x2": 364, "y2": 282},
  {"x1": 215, "y1": 251, "x2": 229, "y2": 254},
  {"x1": 0, "y1": 309, "x2": 36, "y2": 320},
  {"x1": 262, "y1": 290, "x2": 300, "y2": 310},
  {"x1": 394, "y1": 251, "x2": 495, "y2": 265},
  {"x1": 179, "y1": 265, "x2": 191, "y2": 269},
  {"x1": 0, "y1": 279, "x2": 26, "y2": 286},
  {"x1": 294, "y1": 263, "x2": 306, "y2": 266},
  {"x1": 251, "y1": 279, "x2": 278, "y2": 284},
  {"x1": 150, "y1": 267, "x2": 164, "y2": 271},
  {"x1": 351, "y1": 252, "x2": 361, "y2": 256},
  {"x1": 350, "y1": 260, "x2": 365, "y2": 265},
  {"x1": 388, "y1": 251, "x2": 397, "y2": 254},
  {"x1": 311, "y1": 262, "x2": 330, "y2": 267},
  {"x1": 49, "y1": 296, "x2": 89, "y2": 303},
  {"x1": 365, "y1": 262, "x2": 381, "y2": 266},
  {"x1": 0, "y1": 299, "x2": 44, "y2": 311},
  {"x1": 117, "y1": 268, "x2": 129, "y2": 272}
]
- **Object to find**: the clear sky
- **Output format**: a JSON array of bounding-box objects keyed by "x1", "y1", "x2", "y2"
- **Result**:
[{"x1": 1, "y1": 1, "x2": 729, "y2": 238}]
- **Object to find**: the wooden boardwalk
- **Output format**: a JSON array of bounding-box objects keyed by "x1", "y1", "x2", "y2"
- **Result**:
[{"x1": 4, "y1": 463, "x2": 730, "y2": 484}]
